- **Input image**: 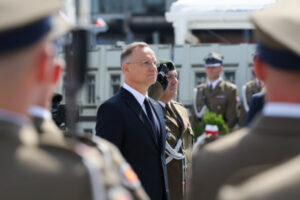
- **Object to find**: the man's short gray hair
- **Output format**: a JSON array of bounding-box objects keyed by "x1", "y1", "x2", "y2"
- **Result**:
[{"x1": 120, "y1": 42, "x2": 149, "y2": 66}]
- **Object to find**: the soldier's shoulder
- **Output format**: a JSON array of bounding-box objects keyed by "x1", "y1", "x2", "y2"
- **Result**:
[
  {"x1": 222, "y1": 80, "x2": 237, "y2": 90},
  {"x1": 193, "y1": 128, "x2": 249, "y2": 163},
  {"x1": 245, "y1": 79, "x2": 257, "y2": 88},
  {"x1": 171, "y1": 100, "x2": 183, "y2": 106},
  {"x1": 196, "y1": 83, "x2": 208, "y2": 89}
]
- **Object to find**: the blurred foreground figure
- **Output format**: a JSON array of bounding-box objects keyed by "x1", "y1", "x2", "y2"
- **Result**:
[
  {"x1": 0, "y1": 0, "x2": 147, "y2": 199},
  {"x1": 149, "y1": 60, "x2": 194, "y2": 200},
  {"x1": 188, "y1": 0, "x2": 300, "y2": 199},
  {"x1": 217, "y1": 1, "x2": 300, "y2": 199}
]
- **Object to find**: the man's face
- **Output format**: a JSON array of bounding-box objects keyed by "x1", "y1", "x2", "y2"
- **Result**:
[
  {"x1": 124, "y1": 47, "x2": 158, "y2": 89},
  {"x1": 205, "y1": 66, "x2": 223, "y2": 81},
  {"x1": 162, "y1": 70, "x2": 178, "y2": 100}
]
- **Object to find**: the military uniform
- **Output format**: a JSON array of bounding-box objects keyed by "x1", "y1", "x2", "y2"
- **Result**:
[
  {"x1": 162, "y1": 101, "x2": 194, "y2": 200},
  {"x1": 188, "y1": 0, "x2": 300, "y2": 199},
  {"x1": 239, "y1": 79, "x2": 262, "y2": 126},
  {"x1": 217, "y1": 155, "x2": 300, "y2": 200},
  {"x1": 30, "y1": 106, "x2": 149, "y2": 200},
  {"x1": 195, "y1": 79, "x2": 238, "y2": 130}
]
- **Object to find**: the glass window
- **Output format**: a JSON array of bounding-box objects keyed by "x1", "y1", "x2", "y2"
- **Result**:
[
  {"x1": 110, "y1": 74, "x2": 121, "y2": 96},
  {"x1": 224, "y1": 71, "x2": 236, "y2": 84},
  {"x1": 195, "y1": 72, "x2": 206, "y2": 86},
  {"x1": 86, "y1": 74, "x2": 96, "y2": 104}
]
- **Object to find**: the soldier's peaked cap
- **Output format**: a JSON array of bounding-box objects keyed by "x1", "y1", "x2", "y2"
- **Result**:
[
  {"x1": 251, "y1": 0, "x2": 300, "y2": 71},
  {"x1": 0, "y1": 0, "x2": 71, "y2": 53},
  {"x1": 204, "y1": 52, "x2": 224, "y2": 67}
]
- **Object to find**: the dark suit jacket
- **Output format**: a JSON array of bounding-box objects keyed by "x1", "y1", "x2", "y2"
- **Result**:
[
  {"x1": 96, "y1": 87, "x2": 169, "y2": 200},
  {"x1": 244, "y1": 92, "x2": 265, "y2": 126}
]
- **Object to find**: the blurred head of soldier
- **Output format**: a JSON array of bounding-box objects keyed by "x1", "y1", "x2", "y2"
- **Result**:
[
  {"x1": 158, "y1": 60, "x2": 178, "y2": 103},
  {"x1": 121, "y1": 42, "x2": 158, "y2": 95},
  {"x1": 204, "y1": 52, "x2": 224, "y2": 82},
  {"x1": 251, "y1": 0, "x2": 300, "y2": 103},
  {"x1": 0, "y1": 0, "x2": 68, "y2": 116}
]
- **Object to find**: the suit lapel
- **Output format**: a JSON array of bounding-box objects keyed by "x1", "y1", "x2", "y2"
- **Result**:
[
  {"x1": 149, "y1": 98, "x2": 167, "y2": 153},
  {"x1": 120, "y1": 88, "x2": 159, "y2": 147}
]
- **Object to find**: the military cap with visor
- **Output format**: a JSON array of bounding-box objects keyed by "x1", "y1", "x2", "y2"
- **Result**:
[
  {"x1": 0, "y1": 0, "x2": 71, "y2": 53},
  {"x1": 251, "y1": 0, "x2": 300, "y2": 71},
  {"x1": 204, "y1": 52, "x2": 224, "y2": 67}
]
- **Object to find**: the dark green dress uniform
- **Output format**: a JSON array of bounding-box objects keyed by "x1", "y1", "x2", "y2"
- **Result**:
[
  {"x1": 239, "y1": 79, "x2": 262, "y2": 126},
  {"x1": 195, "y1": 80, "x2": 238, "y2": 130},
  {"x1": 162, "y1": 101, "x2": 194, "y2": 200},
  {"x1": 31, "y1": 110, "x2": 150, "y2": 200}
]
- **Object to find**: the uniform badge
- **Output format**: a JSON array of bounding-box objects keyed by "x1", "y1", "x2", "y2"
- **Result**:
[
  {"x1": 120, "y1": 163, "x2": 141, "y2": 190},
  {"x1": 215, "y1": 95, "x2": 225, "y2": 99}
]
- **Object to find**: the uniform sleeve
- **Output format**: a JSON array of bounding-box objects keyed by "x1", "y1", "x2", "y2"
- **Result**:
[
  {"x1": 95, "y1": 102, "x2": 124, "y2": 148},
  {"x1": 225, "y1": 87, "x2": 238, "y2": 130}
]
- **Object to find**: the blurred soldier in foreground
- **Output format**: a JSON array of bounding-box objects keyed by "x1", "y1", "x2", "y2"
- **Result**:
[
  {"x1": 188, "y1": 0, "x2": 300, "y2": 200},
  {"x1": 0, "y1": 0, "x2": 104, "y2": 199},
  {"x1": 0, "y1": 0, "x2": 148, "y2": 199},
  {"x1": 194, "y1": 52, "x2": 238, "y2": 130},
  {"x1": 239, "y1": 77, "x2": 263, "y2": 127},
  {"x1": 149, "y1": 60, "x2": 194, "y2": 200},
  {"x1": 216, "y1": 0, "x2": 300, "y2": 199}
]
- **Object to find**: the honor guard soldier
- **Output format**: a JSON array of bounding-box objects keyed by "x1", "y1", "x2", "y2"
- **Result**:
[
  {"x1": 149, "y1": 60, "x2": 194, "y2": 200},
  {"x1": 239, "y1": 77, "x2": 263, "y2": 127},
  {"x1": 0, "y1": 0, "x2": 147, "y2": 199},
  {"x1": 188, "y1": 0, "x2": 300, "y2": 200},
  {"x1": 193, "y1": 52, "x2": 239, "y2": 130}
]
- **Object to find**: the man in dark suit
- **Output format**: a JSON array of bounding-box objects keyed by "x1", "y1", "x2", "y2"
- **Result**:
[
  {"x1": 96, "y1": 42, "x2": 169, "y2": 200},
  {"x1": 244, "y1": 91, "x2": 265, "y2": 126},
  {"x1": 188, "y1": 1, "x2": 300, "y2": 200}
]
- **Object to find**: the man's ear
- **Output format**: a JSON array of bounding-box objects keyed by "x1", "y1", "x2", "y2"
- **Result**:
[
  {"x1": 122, "y1": 63, "x2": 129, "y2": 73},
  {"x1": 52, "y1": 59, "x2": 63, "y2": 85},
  {"x1": 254, "y1": 56, "x2": 266, "y2": 82},
  {"x1": 36, "y1": 44, "x2": 55, "y2": 83}
]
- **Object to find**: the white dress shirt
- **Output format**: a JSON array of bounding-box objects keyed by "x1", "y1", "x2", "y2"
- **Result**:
[
  {"x1": 263, "y1": 102, "x2": 300, "y2": 118},
  {"x1": 0, "y1": 109, "x2": 31, "y2": 127},
  {"x1": 29, "y1": 105, "x2": 52, "y2": 120},
  {"x1": 123, "y1": 83, "x2": 160, "y2": 131},
  {"x1": 207, "y1": 77, "x2": 222, "y2": 90}
]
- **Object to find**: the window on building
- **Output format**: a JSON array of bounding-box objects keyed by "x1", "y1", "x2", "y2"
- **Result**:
[
  {"x1": 110, "y1": 74, "x2": 121, "y2": 96},
  {"x1": 224, "y1": 71, "x2": 236, "y2": 84},
  {"x1": 195, "y1": 72, "x2": 206, "y2": 86},
  {"x1": 86, "y1": 74, "x2": 96, "y2": 104}
]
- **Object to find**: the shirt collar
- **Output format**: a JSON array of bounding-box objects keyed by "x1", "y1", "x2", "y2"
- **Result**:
[
  {"x1": 29, "y1": 105, "x2": 52, "y2": 120},
  {"x1": 256, "y1": 78, "x2": 264, "y2": 88},
  {"x1": 0, "y1": 109, "x2": 31, "y2": 127},
  {"x1": 158, "y1": 101, "x2": 167, "y2": 108},
  {"x1": 208, "y1": 77, "x2": 222, "y2": 89},
  {"x1": 263, "y1": 102, "x2": 300, "y2": 118},
  {"x1": 123, "y1": 83, "x2": 146, "y2": 107}
]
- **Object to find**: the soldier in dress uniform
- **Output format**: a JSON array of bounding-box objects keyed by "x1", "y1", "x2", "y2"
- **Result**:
[
  {"x1": 194, "y1": 52, "x2": 239, "y2": 130},
  {"x1": 0, "y1": 0, "x2": 146, "y2": 199},
  {"x1": 148, "y1": 60, "x2": 194, "y2": 200},
  {"x1": 188, "y1": 0, "x2": 300, "y2": 200},
  {"x1": 239, "y1": 78, "x2": 263, "y2": 127}
]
